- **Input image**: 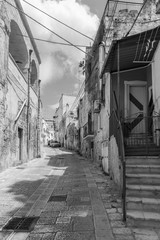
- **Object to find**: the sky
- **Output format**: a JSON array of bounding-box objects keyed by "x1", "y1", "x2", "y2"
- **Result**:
[{"x1": 21, "y1": 0, "x2": 107, "y2": 118}]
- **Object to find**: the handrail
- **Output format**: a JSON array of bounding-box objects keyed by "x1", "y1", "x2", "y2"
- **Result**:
[{"x1": 111, "y1": 109, "x2": 126, "y2": 221}]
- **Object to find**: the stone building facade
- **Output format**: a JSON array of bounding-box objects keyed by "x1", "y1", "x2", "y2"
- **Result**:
[
  {"x1": 0, "y1": 0, "x2": 41, "y2": 171},
  {"x1": 53, "y1": 94, "x2": 76, "y2": 147},
  {"x1": 73, "y1": 0, "x2": 160, "y2": 179}
]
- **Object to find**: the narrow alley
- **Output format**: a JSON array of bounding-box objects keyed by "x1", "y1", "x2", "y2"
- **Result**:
[{"x1": 0, "y1": 147, "x2": 159, "y2": 240}]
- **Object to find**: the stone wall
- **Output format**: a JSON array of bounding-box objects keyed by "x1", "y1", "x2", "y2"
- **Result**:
[
  {"x1": 109, "y1": 136, "x2": 121, "y2": 188},
  {"x1": 0, "y1": 1, "x2": 40, "y2": 172}
]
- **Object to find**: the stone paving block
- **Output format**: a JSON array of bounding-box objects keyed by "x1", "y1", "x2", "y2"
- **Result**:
[
  {"x1": 42, "y1": 233, "x2": 56, "y2": 240},
  {"x1": 33, "y1": 223, "x2": 73, "y2": 233},
  {"x1": 106, "y1": 208, "x2": 117, "y2": 214},
  {"x1": 72, "y1": 216, "x2": 94, "y2": 231},
  {"x1": 40, "y1": 211, "x2": 60, "y2": 218},
  {"x1": 56, "y1": 217, "x2": 71, "y2": 224},
  {"x1": 80, "y1": 197, "x2": 90, "y2": 202},
  {"x1": 94, "y1": 215, "x2": 112, "y2": 231},
  {"x1": 110, "y1": 220, "x2": 126, "y2": 228},
  {"x1": 103, "y1": 203, "x2": 112, "y2": 209},
  {"x1": 101, "y1": 194, "x2": 111, "y2": 200},
  {"x1": 28, "y1": 209, "x2": 42, "y2": 217},
  {"x1": 108, "y1": 213, "x2": 122, "y2": 221},
  {"x1": 69, "y1": 206, "x2": 92, "y2": 212},
  {"x1": 37, "y1": 217, "x2": 57, "y2": 225},
  {"x1": 134, "y1": 235, "x2": 159, "y2": 240},
  {"x1": 115, "y1": 235, "x2": 135, "y2": 240},
  {"x1": 133, "y1": 228, "x2": 158, "y2": 236},
  {"x1": 113, "y1": 227, "x2": 132, "y2": 235},
  {"x1": 44, "y1": 203, "x2": 68, "y2": 212},
  {"x1": 67, "y1": 198, "x2": 91, "y2": 206},
  {"x1": 54, "y1": 231, "x2": 96, "y2": 240},
  {"x1": 92, "y1": 204, "x2": 106, "y2": 216},
  {"x1": 95, "y1": 228, "x2": 114, "y2": 240},
  {"x1": 26, "y1": 233, "x2": 43, "y2": 240}
]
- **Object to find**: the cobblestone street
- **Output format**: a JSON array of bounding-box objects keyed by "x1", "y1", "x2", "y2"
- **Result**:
[{"x1": 0, "y1": 147, "x2": 159, "y2": 240}]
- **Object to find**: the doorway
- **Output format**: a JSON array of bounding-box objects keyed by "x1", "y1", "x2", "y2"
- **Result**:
[{"x1": 125, "y1": 81, "x2": 147, "y2": 135}]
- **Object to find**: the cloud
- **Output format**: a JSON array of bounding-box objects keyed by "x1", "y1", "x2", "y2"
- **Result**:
[
  {"x1": 49, "y1": 102, "x2": 59, "y2": 110},
  {"x1": 21, "y1": 0, "x2": 99, "y2": 87}
]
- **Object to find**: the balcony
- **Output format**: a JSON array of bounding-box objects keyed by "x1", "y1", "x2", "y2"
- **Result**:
[
  {"x1": 156, "y1": 0, "x2": 160, "y2": 14},
  {"x1": 83, "y1": 122, "x2": 94, "y2": 140}
]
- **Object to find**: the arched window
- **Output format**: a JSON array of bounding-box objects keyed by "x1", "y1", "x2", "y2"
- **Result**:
[
  {"x1": 30, "y1": 60, "x2": 37, "y2": 85},
  {"x1": 9, "y1": 20, "x2": 28, "y2": 73}
]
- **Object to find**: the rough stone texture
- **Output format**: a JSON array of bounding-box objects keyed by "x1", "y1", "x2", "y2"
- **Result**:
[
  {"x1": 0, "y1": 147, "x2": 160, "y2": 240},
  {"x1": 0, "y1": 0, "x2": 41, "y2": 172}
]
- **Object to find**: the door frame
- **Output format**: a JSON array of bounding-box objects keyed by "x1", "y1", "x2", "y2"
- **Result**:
[{"x1": 124, "y1": 81, "x2": 147, "y2": 119}]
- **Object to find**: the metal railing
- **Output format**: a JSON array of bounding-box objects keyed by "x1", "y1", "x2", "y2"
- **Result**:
[
  {"x1": 110, "y1": 109, "x2": 126, "y2": 221},
  {"x1": 123, "y1": 115, "x2": 160, "y2": 149}
]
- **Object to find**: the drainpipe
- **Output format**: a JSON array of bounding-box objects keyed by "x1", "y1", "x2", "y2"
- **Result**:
[
  {"x1": 37, "y1": 79, "x2": 41, "y2": 157},
  {"x1": 27, "y1": 49, "x2": 33, "y2": 159},
  {"x1": 99, "y1": 41, "x2": 105, "y2": 100},
  {"x1": 117, "y1": 42, "x2": 120, "y2": 117}
]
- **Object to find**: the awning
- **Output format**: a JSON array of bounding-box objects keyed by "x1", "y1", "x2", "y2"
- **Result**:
[{"x1": 101, "y1": 25, "x2": 160, "y2": 76}]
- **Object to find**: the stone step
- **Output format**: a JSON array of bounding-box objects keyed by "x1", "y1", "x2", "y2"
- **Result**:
[
  {"x1": 126, "y1": 165, "x2": 160, "y2": 174},
  {"x1": 126, "y1": 156, "x2": 160, "y2": 165},
  {"x1": 127, "y1": 197, "x2": 160, "y2": 212},
  {"x1": 125, "y1": 148, "x2": 160, "y2": 156},
  {"x1": 127, "y1": 210, "x2": 160, "y2": 228},
  {"x1": 126, "y1": 184, "x2": 160, "y2": 198},
  {"x1": 126, "y1": 173, "x2": 160, "y2": 185}
]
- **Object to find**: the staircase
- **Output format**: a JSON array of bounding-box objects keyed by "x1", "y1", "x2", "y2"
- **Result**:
[
  {"x1": 125, "y1": 144, "x2": 160, "y2": 156},
  {"x1": 126, "y1": 155, "x2": 160, "y2": 228}
]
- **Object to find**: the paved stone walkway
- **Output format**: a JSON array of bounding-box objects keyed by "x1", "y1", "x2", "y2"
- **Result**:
[{"x1": 0, "y1": 147, "x2": 159, "y2": 240}]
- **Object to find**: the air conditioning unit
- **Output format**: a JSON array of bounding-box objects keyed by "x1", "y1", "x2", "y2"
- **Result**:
[
  {"x1": 94, "y1": 100, "x2": 101, "y2": 113},
  {"x1": 156, "y1": 0, "x2": 160, "y2": 14}
]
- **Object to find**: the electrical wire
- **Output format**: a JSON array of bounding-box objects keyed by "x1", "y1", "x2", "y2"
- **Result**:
[
  {"x1": 141, "y1": 18, "x2": 160, "y2": 24},
  {"x1": 104, "y1": 0, "x2": 119, "y2": 47},
  {"x1": 8, "y1": 76, "x2": 38, "y2": 110},
  {"x1": 16, "y1": 34, "x2": 90, "y2": 48},
  {"x1": 124, "y1": 0, "x2": 148, "y2": 38},
  {"x1": 4, "y1": 0, "x2": 92, "y2": 57},
  {"x1": 23, "y1": 0, "x2": 94, "y2": 41},
  {"x1": 8, "y1": 78, "x2": 23, "y2": 101}
]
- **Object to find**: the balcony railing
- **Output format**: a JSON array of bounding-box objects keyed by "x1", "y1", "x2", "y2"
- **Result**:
[
  {"x1": 83, "y1": 122, "x2": 94, "y2": 139},
  {"x1": 123, "y1": 115, "x2": 160, "y2": 148}
]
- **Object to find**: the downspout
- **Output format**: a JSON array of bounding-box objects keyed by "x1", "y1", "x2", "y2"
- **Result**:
[
  {"x1": 37, "y1": 79, "x2": 41, "y2": 157},
  {"x1": 99, "y1": 41, "x2": 105, "y2": 100},
  {"x1": 117, "y1": 41, "x2": 126, "y2": 222},
  {"x1": 27, "y1": 49, "x2": 33, "y2": 159}
]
